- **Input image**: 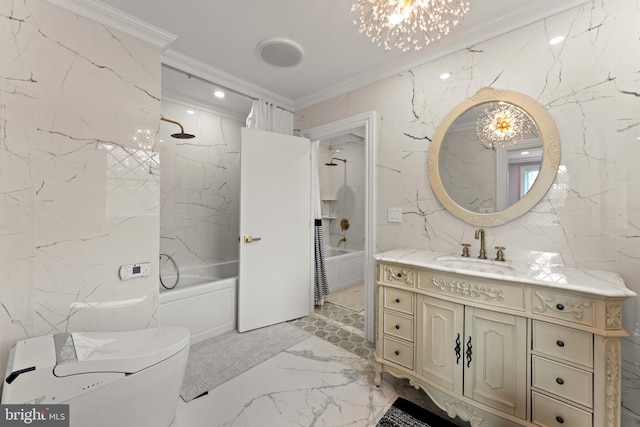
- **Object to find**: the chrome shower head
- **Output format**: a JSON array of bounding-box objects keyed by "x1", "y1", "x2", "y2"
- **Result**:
[{"x1": 161, "y1": 116, "x2": 196, "y2": 139}]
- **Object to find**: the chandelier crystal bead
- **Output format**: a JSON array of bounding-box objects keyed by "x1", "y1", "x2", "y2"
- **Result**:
[{"x1": 351, "y1": 0, "x2": 471, "y2": 52}]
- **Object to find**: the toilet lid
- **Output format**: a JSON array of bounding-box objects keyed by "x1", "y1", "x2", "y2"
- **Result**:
[{"x1": 53, "y1": 327, "x2": 190, "y2": 376}]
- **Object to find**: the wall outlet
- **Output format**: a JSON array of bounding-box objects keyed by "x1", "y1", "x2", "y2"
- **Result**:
[{"x1": 388, "y1": 207, "x2": 402, "y2": 223}]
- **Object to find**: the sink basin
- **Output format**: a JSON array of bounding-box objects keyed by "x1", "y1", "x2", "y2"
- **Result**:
[{"x1": 434, "y1": 255, "x2": 515, "y2": 274}]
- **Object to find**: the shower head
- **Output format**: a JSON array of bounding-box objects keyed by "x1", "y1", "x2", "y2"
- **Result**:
[
  {"x1": 160, "y1": 117, "x2": 196, "y2": 139},
  {"x1": 325, "y1": 157, "x2": 346, "y2": 166}
]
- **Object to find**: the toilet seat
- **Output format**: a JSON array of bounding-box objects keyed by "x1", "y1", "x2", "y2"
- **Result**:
[{"x1": 53, "y1": 327, "x2": 190, "y2": 376}]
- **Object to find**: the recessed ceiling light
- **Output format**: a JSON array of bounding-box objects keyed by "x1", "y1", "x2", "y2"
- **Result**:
[
  {"x1": 549, "y1": 36, "x2": 565, "y2": 45},
  {"x1": 521, "y1": 151, "x2": 530, "y2": 155},
  {"x1": 186, "y1": 110, "x2": 195, "y2": 115},
  {"x1": 440, "y1": 73, "x2": 451, "y2": 80},
  {"x1": 257, "y1": 37, "x2": 304, "y2": 67},
  {"x1": 214, "y1": 90, "x2": 225, "y2": 99}
]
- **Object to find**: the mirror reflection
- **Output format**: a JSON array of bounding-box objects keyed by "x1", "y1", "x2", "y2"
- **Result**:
[
  {"x1": 440, "y1": 102, "x2": 542, "y2": 213},
  {"x1": 427, "y1": 87, "x2": 561, "y2": 227}
]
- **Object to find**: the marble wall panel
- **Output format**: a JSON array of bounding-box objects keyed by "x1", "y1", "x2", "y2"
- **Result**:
[
  {"x1": 1, "y1": 0, "x2": 161, "y2": 377},
  {"x1": 159, "y1": 100, "x2": 241, "y2": 273},
  {"x1": 295, "y1": 0, "x2": 640, "y2": 422}
]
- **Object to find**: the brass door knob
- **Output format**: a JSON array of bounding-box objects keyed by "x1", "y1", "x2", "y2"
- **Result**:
[{"x1": 244, "y1": 235, "x2": 262, "y2": 243}]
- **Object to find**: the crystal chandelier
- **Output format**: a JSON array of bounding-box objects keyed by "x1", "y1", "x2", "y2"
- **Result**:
[
  {"x1": 351, "y1": 0, "x2": 471, "y2": 52},
  {"x1": 476, "y1": 103, "x2": 530, "y2": 149}
]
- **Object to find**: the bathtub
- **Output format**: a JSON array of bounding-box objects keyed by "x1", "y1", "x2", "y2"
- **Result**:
[
  {"x1": 324, "y1": 248, "x2": 364, "y2": 292},
  {"x1": 159, "y1": 261, "x2": 238, "y2": 344}
]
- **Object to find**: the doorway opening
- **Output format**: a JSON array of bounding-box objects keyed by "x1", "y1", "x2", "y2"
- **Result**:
[{"x1": 302, "y1": 112, "x2": 377, "y2": 342}]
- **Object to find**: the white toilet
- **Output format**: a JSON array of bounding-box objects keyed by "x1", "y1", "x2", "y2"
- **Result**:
[{"x1": 2, "y1": 327, "x2": 190, "y2": 427}]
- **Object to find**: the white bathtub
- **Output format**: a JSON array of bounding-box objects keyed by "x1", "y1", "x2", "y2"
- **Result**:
[
  {"x1": 159, "y1": 261, "x2": 238, "y2": 344},
  {"x1": 324, "y1": 248, "x2": 364, "y2": 292}
]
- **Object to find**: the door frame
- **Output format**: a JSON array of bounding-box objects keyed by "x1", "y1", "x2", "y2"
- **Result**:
[{"x1": 301, "y1": 111, "x2": 377, "y2": 342}]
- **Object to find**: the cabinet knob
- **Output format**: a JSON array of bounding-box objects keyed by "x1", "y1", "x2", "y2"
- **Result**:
[
  {"x1": 397, "y1": 273, "x2": 402, "y2": 278},
  {"x1": 395, "y1": 298, "x2": 400, "y2": 303},
  {"x1": 394, "y1": 350, "x2": 400, "y2": 356},
  {"x1": 395, "y1": 325, "x2": 400, "y2": 330},
  {"x1": 556, "y1": 303, "x2": 565, "y2": 311},
  {"x1": 556, "y1": 377, "x2": 564, "y2": 385},
  {"x1": 555, "y1": 416, "x2": 564, "y2": 424},
  {"x1": 556, "y1": 340, "x2": 565, "y2": 347}
]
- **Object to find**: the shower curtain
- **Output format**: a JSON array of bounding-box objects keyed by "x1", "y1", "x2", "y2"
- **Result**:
[
  {"x1": 311, "y1": 141, "x2": 329, "y2": 305},
  {"x1": 245, "y1": 99, "x2": 293, "y2": 135}
]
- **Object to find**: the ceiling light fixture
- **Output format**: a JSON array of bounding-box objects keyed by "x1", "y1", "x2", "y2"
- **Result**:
[
  {"x1": 476, "y1": 103, "x2": 530, "y2": 149},
  {"x1": 549, "y1": 36, "x2": 565, "y2": 45},
  {"x1": 351, "y1": 0, "x2": 470, "y2": 52},
  {"x1": 213, "y1": 90, "x2": 225, "y2": 99},
  {"x1": 440, "y1": 72, "x2": 451, "y2": 80}
]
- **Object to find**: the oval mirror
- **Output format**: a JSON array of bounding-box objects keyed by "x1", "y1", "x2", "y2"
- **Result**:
[{"x1": 428, "y1": 88, "x2": 560, "y2": 226}]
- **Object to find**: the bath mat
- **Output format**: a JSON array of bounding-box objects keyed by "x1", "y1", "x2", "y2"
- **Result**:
[
  {"x1": 180, "y1": 322, "x2": 311, "y2": 401},
  {"x1": 376, "y1": 397, "x2": 460, "y2": 427},
  {"x1": 326, "y1": 282, "x2": 365, "y2": 313}
]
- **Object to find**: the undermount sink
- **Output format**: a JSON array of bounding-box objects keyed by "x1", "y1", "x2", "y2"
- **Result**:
[{"x1": 434, "y1": 255, "x2": 515, "y2": 274}]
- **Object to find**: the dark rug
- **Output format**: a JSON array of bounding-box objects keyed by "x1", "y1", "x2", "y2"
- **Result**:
[{"x1": 376, "y1": 397, "x2": 460, "y2": 427}]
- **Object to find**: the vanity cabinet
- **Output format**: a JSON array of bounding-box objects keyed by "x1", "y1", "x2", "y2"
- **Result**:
[{"x1": 373, "y1": 250, "x2": 635, "y2": 427}]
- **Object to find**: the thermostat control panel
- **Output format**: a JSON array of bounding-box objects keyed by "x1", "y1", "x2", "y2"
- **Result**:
[{"x1": 119, "y1": 262, "x2": 152, "y2": 280}]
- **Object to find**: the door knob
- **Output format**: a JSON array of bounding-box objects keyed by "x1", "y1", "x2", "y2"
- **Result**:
[{"x1": 244, "y1": 235, "x2": 262, "y2": 243}]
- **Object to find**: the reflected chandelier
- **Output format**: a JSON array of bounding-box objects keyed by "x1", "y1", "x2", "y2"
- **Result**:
[
  {"x1": 476, "y1": 103, "x2": 530, "y2": 149},
  {"x1": 351, "y1": 0, "x2": 471, "y2": 52}
]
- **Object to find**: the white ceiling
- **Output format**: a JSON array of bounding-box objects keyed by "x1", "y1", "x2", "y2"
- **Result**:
[{"x1": 97, "y1": 0, "x2": 589, "y2": 117}]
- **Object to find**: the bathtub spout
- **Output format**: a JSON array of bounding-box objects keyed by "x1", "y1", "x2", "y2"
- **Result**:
[{"x1": 337, "y1": 236, "x2": 347, "y2": 247}]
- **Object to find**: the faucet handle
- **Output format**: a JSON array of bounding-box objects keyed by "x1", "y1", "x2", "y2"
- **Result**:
[
  {"x1": 495, "y1": 246, "x2": 506, "y2": 262},
  {"x1": 461, "y1": 243, "x2": 471, "y2": 257}
]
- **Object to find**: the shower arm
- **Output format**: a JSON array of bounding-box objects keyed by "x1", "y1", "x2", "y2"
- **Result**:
[
  {"x1": 160, "y1": 117, "x2": 186, "y2": 134},
  {"x1": 330, "y1": 157, "x2": 347, "y2": 163}
]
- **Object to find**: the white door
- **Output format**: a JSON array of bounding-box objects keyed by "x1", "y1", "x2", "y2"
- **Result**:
[{"x1": 238, "y1": 128, "x2": 312, "y2": 332}]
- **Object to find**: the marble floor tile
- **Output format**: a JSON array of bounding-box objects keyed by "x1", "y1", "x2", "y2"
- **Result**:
[{"x1": 173, "y1": 335, "x2": 398, "y2": 427}]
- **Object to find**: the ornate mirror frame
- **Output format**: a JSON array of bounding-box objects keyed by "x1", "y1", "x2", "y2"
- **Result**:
[{"x1": 428, "y1": 87, "x2": 561, "y2": 226}]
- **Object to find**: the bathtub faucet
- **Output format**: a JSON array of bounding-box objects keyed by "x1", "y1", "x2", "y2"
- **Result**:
[{"x1": 337, "y1": 236, "x2": 347, "y2": 248}]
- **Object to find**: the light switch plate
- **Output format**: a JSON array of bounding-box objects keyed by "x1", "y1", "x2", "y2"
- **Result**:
[
  {"x1": 388, "y1": 207, "x2": 402, "y2": 223},
  {"x1": 119, "y1": 262, "x2": 152, "y2": 280}
]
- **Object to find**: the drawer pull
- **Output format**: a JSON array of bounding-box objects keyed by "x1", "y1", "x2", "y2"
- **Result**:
[
  {"x1": 555, "y1": 416, "x2": 564, "y2": 424},
  {"x1": 395, "y1": 325, "x2": 400, "y2": 330},
  {"x1": 556, "y1": 340, "x2": 565, "y2": 347},
  {"x1": 556, "y1": 377, "x2": 564, "y2": 385},
  {"x1": 397, "y1": 273, "x2": 402, "y2": 278},
  {"x1": 395, "y1": 298, "x2": 401, "y2": 303},
  {"x1": 556, "y1": 303, "x2": 565, "y2": 311},
  {"x1": 394, "y1": 350, "x2": 400, "y2": 356}
]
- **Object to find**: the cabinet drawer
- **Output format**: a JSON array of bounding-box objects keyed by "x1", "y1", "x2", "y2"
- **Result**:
[
  {"x1": 380, "y1": 264, "x2": 416, "y2": 287},
  {"x1": 532, "y1": 391, "x2": 592, "y2": 427},
  {"x1": 532, "y1": 356, "x2": 593, "y2": 408},
  {"x1": 533, "y1": 321, "x2": 593, "y2": 368},
  {"x1": 382, "y1": 336, "x2": 414, "y2": 369},
  {"x1": 422, "y1": 271, "x2": 525, "y2": 312},
  {"x1": 383, "y1": 287, "x2": 414, "y2": 315},
  {"x1": 532, "y1": 290, "x2": 594, "y2": 327},
  {"x1": 383, "y1": 311, "x2": 414, "y2": 342}
]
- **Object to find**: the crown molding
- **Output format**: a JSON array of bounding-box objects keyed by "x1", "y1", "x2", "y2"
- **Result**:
[
  {"x1": 294, "y1": 0, "x2": 592, "y2": 110},
  {"x1": 43, "y1": 0, "x2": 176, "y2": 48},
  {"x1": 162, "y1": 50, "x2": 294, "y2": 112}
]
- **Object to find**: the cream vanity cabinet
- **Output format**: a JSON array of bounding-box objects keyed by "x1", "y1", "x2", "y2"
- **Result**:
[{"x1": 373, "y1": 249, "x2": 636, "y2": 427}]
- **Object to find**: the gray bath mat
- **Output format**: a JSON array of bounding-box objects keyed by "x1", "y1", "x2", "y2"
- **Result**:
[{"x1": 180, "y1": 321, "x2": 312, "y2": 401}]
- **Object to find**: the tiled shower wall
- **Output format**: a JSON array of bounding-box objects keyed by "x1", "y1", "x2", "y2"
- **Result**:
[
  {"x1": 159, "y1": 100, "x2": 241, "y2": 274},
  {"x1": 0, "y1": 0, "x2": 161, "y2": 377},
  {"x1": 295, "y1": 0, "x2": 640, "y2": 423}
]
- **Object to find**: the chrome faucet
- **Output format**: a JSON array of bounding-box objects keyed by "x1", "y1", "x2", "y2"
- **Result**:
[{"x1": 474, "y1": 228, "x2": 487, "y2": 259}]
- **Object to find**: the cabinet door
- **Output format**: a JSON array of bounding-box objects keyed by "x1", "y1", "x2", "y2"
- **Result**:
[
  {"x1": 416, "y1": 295, "x2": 464, "y2": 393},
  {"x1": 463, "y1": 307, "x2": 527, "y2": 419}
]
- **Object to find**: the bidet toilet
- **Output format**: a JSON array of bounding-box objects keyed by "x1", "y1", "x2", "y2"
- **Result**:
[{"x1": 2, "y1": 327, "x2": 190, "y2": 427}]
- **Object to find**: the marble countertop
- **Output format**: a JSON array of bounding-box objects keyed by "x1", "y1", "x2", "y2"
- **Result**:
[{"x1": 374, "y1": 248, "x2": 637, "y2": 298}]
